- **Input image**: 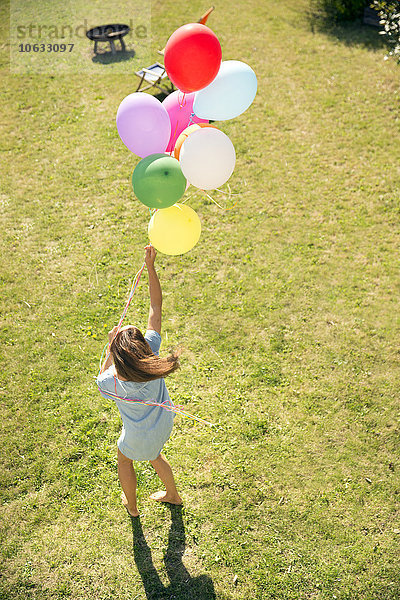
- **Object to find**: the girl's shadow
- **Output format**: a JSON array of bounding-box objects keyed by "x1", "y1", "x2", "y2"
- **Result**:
[{"x1": 130, "y1": 505, "x2": 216, "y2": 600}]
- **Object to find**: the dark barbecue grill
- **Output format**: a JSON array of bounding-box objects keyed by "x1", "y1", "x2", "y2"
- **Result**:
[{"x1": 86, "y1": 24, "x2": 130, "y2": 54}]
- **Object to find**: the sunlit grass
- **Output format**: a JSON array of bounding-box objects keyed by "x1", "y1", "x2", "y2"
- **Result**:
[{"x1": 1, "y1": 0, "x2": 400, "y2": 599}]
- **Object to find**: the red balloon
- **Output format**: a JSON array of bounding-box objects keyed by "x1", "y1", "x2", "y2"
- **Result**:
[{"x1": 164, "y1": 23, "x2": 222, "y2": 93}]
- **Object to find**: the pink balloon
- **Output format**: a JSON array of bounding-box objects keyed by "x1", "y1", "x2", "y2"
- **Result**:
[
  {"x1": 116, "y1": 93, "x2": 171, "y2": 158},
  {"x1": 162, "y1": 91, "x2": 208, "y2": 153}
]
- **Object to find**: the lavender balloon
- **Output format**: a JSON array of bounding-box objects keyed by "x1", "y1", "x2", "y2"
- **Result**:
[{"x1": 116, "y1": 93, "x2": 171, "y2": 158}]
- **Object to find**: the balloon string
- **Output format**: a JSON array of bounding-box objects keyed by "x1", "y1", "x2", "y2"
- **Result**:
[
  {"x1": 98, "y1": 387, "x2": 215, "y2": 427},
  {"x1": 115, "y1": 262, "x2": 146, "y2": 331},
  {"x1": 201, "y1": 188, "x2": 238, "y2": 211},
  {"x1": 97, "y1": 260, "x2": 214, "y2": 427},
  {"x1": 169, "y1": 117, "x2": 181, "y2": 157},
  {"x1": 99, "y1": 262, "x2": 146, "y2": 374},
  {"x1": 97, "y1": 190, "x2": 215, "y2": 425},
  {"x1": 215, "y1": 183, "x2": 240, "y2": 196},
  {"x1": 179, "y1": 194, "x2": 192, "y2": 205},
  {"x1": 169, "y1": 92, "x2": 188, "y2": 156},
  {"x1": 180, "y1": 186, "x2": 239, "y2": 210},
  {"x1": 178, "y1": 91, "x2": 187, "y2": 108},
  {"x1": 99, "y1": 341, "x2": 109, "y2": 374}
]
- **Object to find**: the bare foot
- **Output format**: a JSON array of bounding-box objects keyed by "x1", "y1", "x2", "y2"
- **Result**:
[
  {"x1": 121, "y1": 492, "x2": 139, "y2": 517},
  {"x1": 149, "y1": 491, "x2": 183, "y2": 505}
]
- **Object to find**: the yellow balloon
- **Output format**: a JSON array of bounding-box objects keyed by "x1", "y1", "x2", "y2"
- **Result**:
[{"x1": 148, "y1": 203, "x2": 201, "y2": 255}]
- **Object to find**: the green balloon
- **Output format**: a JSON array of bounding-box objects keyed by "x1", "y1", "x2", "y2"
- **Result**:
[{"x1": 132, "y1": 153, "x2": 186, "y2": 209}]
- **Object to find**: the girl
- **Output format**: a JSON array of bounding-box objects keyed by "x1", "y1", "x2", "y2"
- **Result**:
[{"x1": 97, "y1": 245, "x2": 182, "y2": 517}]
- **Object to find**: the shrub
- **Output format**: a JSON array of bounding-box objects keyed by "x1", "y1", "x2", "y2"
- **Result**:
[
  {"x1": 309, "y1": 0, "x2": 367, "y2": 25},
  {"x1": 372, "y1": 1, "x2": 400, "y2": 62}
]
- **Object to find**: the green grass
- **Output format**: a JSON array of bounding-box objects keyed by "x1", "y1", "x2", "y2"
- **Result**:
[
  {"x1": 1, "y1": 0, "x2": 400, "y2": 599},
  {"x1": 9, "y1": 0, "x2": 151, "y2": 74}
]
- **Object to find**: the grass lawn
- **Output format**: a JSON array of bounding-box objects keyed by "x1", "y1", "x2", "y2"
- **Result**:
[{"x1": 1, "y1": 0, "x2": 400, "y2": 598}]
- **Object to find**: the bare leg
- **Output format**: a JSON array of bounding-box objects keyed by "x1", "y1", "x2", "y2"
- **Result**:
[
  {"x1": 118, "y1": 448, "x2": 139, "y2": 517},
  {"x1": 149, "y1": 454, "x2": 182, "y2": 505}
]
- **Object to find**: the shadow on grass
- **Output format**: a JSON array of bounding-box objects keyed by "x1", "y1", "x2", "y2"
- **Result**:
[
  {"x1": 311, "y1": 17, "x2": 387, "y2": 53},
  {"x1": 91, "y1": 49, "x2": 136, "y2": 64},
  {"x1": 130, "y1": 505, "x2": 216, "y2": 600},
  {"x1": 152, "y1": 90, "x2": 174, "y2": 102}
]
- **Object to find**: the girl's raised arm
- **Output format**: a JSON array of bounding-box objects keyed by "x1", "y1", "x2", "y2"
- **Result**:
[{"x1": 145, "y1": 245, "x2": 162, "y2": 334}]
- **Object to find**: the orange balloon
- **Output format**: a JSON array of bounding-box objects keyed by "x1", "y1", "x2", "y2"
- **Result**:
[{"x1": 174, "y1": 123, "x2": 216, "y2": 160}]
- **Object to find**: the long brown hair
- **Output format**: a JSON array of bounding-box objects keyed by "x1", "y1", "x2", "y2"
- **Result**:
[{"x1": 110, "y1": 327, "x2": 180, "y2": 383}]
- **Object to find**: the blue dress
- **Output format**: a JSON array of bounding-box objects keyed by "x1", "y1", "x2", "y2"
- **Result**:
[{"x1": 96, "y1": 329, "x2": 175, "y2": 461}]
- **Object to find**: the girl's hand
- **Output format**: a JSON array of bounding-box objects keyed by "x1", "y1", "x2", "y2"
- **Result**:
[
  {"x1": 108, "y1": 325, "x2": 119, "y2": 343},
  {"x1": 144, "y1": 244, "x2": 156, "y2": 269}
]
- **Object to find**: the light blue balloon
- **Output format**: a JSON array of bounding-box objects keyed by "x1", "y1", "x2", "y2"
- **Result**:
[{"x1": 193, "y1": 60, "x2": 257, "y2": 121}]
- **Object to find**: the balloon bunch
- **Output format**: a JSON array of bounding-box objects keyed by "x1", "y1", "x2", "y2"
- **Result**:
[{"x1": 116, "y1": 23, "x2": 257, "y2": 256}]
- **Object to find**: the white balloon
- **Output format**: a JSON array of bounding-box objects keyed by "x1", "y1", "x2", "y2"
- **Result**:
[{"x1": 179, "y1": 128, "x2": 236, "y2": 190}]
